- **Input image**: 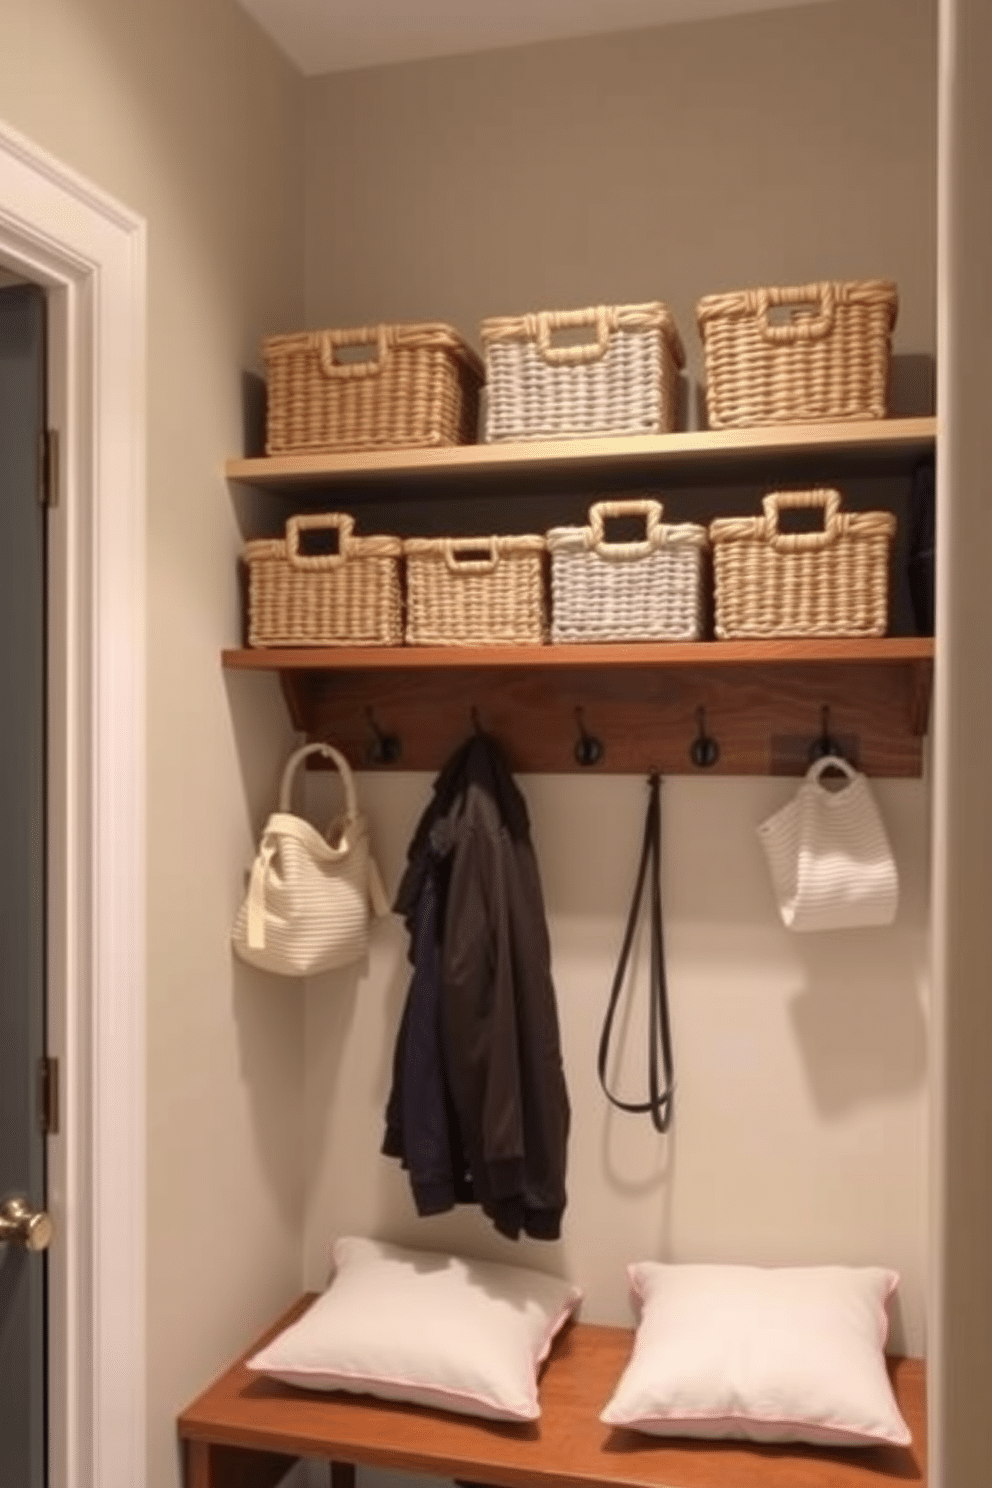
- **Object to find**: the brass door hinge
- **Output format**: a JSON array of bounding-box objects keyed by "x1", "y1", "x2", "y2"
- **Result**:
[
  {"x1": 38, "y1": 1055, "x2": 59, "y2": 1135},
  {"x1": 38, "y1": 428, "x2": 59, "y2": 509}
]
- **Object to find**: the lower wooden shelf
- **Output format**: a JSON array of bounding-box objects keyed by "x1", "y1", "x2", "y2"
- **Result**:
[
  {"x1": 221, "y1": 637, "x2": 934, "y2": 777},
  {"x1": 178, "y1": 1294, "x2": 927, "y2": 1488}
]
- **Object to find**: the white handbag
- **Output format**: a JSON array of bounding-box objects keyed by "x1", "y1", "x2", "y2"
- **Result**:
[
  {"x1": 757, "y1": 756, "x2": 899, "y2": 932},
  {"x1": 232, "y1": 742, "x2": 389, "y2": 976}
]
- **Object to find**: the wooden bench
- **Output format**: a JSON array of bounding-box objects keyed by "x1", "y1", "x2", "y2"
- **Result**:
[{"x1": 178, "y1": 1294, "x2": 927, "y2": 1488}]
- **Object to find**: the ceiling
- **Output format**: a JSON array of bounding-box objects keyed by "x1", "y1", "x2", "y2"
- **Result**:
[{"x1": 234, "y1": 0, "x2": 836, "y2": 78}]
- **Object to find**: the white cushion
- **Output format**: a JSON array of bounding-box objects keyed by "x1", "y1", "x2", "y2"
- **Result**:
[
  {"x1": 600, "y1": 1262, "x2": 912, "y2": 1447},
  {"x1": 247, "y1": 1235, "x2": 582, "y2": 1422}
]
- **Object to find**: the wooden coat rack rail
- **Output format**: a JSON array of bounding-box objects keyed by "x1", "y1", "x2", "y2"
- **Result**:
[{"x1": 222, "y1": 637, "x2": 934, "y2": 777}]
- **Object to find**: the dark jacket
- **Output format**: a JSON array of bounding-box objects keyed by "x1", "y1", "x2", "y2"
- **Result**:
[
  {"x1": 383, "y1": 734, "x2": 570, "y2": 1240},
  {"x1": 381, "y1": 833, "x2": 472, "y2": 1216},
  {"x1": 382, "y1": 742, "x2": 474, "y2": 1215}
]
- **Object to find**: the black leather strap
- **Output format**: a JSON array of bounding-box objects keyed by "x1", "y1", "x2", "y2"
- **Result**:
[{"x1": 597, "y1": 773, "x2": 674, "y2": 1133}]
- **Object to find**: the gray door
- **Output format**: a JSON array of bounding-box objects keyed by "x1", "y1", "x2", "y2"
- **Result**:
[{"x1": 0, "y1": 283, "x2": 50, "y2": 1488}]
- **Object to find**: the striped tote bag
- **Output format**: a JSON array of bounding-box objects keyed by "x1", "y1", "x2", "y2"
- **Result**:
[
  {"x1": 757, "y1": 757, "x2": 898, "y2": 932},
  {"x1": 233, "y1": 742, "x2": 388, "y2": 976}
]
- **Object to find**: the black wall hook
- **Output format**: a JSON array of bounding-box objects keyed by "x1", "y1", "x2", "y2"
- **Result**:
[
  {"x1": 573, "y1": 707, "x2": 604, "y2": 767},
  {"x1": 808, "y1": 705, "x2": 845, "y2": 765},
  {"x1": 689, "y1": 706, "x2": 720, "y2": 769},
  {"x1": 365, "y1": 707, "x2": 401, "y2": 765}
]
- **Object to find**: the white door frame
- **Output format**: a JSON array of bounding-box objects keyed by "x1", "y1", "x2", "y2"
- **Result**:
[{"x1": 0, "y1": 120, "x2": 146, "y2": 1488}]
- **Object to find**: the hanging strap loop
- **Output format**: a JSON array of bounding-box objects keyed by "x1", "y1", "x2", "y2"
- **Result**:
[{"x1": 597, "y1": 773, "x2": 675, "y2": 1134}]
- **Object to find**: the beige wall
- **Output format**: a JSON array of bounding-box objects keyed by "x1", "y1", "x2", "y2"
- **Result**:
[
  {"x1": 303, "y1": 0, "x2": 936, "y2": 398},
  {"x1": 302, "y1": 0, "x2": 937, "y2": 1358},
  {"x1": 0, "y1": 3, "x2": 306, "y2": 1487}
]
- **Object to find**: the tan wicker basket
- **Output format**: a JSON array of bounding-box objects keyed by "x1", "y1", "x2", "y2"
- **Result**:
[
  {"x1": 709, "y1": 489, "x2": 896, "y2": 639},
  {"x1": 480, "y1": 302, "x2": 685, "y2": 443},
  {"x1": 547, "y1": 499, "x2": 708, "y2": 643},
  {"x1": 696, "y1": 279, "x2": 898, "y2": 428},
  {"x1": 263, "y1": 321, "x2": 484, "y2": 455},
  {"x1": 244, "y1": 513, "x2": 403, "y2": 648},
  {"x1": 403, "y1": 534, "x2": 547, "y2": 646}
]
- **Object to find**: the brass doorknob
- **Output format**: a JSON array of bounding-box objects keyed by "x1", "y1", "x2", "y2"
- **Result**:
[{"x1": 0, "y1": 1196, "x2": 52, "y2": 1252}]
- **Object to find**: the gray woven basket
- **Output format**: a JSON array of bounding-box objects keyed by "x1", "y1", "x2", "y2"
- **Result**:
[
  {"x1": 709, "y1": 489, "x2": 896, "y2": 639},
  {"x1": 480, "y1": 302, "x2": 685, "y2": 443},
  {"x1": 696, "y1": 279, "x2": 898, "y2": 428},
  {"x1": 244, "y1": 513, "x2": 403, "y2": 648},
  {"x1": 547, "y1": 500, "x2": 708, "y2": 643},
  {"x1": 403, "y1": 534, "x2": 547, "y2": 646}
]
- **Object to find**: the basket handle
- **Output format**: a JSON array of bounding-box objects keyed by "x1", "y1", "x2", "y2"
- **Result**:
[
  {"x1": 752, "y1": 283, "x2": 836, "y2": 345},
  {"x1": 589, "y1": 499, "x2": 664, "y2": 560},
  {"x1": 278, "y1": 741, "x2": 359, "y2": 823},
  {"x1": 285, "y1": 512, "x2": 354, "y2": 569},
  {"x1": 535, "y1": 306, "x2": 612, "y2": 365},
  {"x1": 442, "y1": 537, "x2": 499, "y2": 573},
  {"x1": 763, "y1": 489, "x2": 842, "y2": 551},
  {"x1": 316, "y1": 325, "x2": 389, "y2": 380}
]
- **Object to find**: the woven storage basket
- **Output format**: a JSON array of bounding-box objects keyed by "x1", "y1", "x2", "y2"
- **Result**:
[
  {"x1": 403, "y1": 534, "x2": 547, "y2": 646},
  {"x1": 244, "y1": 513, "x2": 403, "y2": 648},
  {"x1": 709, "y1": 489, "x2": 896, "y2": 639},
  {"x1": 480, "y1": 302, "x2": 685, "y2": 443},
  {"x1": 263, "y1": 321, "x2": 484, "y2": 455},
  {"x1": 547, "y1": 499, "x2": 708, "y2": 643},
  {"x1": 696, "y1": 279, "x2": 898, "y2": 428}
]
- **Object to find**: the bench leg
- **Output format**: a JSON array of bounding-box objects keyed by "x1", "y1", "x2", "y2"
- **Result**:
[{"x1": 184, "y1": 1438, "x2": 300, "y2": 1488}]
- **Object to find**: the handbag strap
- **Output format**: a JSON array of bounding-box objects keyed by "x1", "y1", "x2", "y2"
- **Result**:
[
  {"x1": 597, "y1": 773, "x2": 675, "y2": 1134},
  {"x1": 806, "y1": 753, "x2": 858, "y2": 788},
  {"x1": 278, "y1": 741, "x2": 358, "y2": 823}
]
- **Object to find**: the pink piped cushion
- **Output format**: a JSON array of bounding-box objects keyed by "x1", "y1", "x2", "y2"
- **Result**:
[
  {"x1": 247, "y1": 1235, "x2": 582, "y2": 1422},
  {"x1": 600, "y1": 1262, "x2": 912, "y2": 1447}
]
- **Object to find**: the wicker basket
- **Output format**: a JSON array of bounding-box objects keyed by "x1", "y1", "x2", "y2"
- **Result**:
[
  {"x1": 709, "y1": 489, "x2": 896, "y2": 639},
  {"x1": 403, "y1": 534, "x2": 547, "y2": 646},
  {"x1": 480, "y1": 302, "x2": 685, "y2": 443},
  {"x1": 696, "y1": 279, "x2": 898, "y2": 428},
  {"x1": 263, "y1": 321, "x2": 484, "y2": 455},
  {"x1": 243, "y1": 513, "x2": 403, "y2": 648},
  {"x1": 547, "y1": 499, "x2": 708, "y2": 643}
]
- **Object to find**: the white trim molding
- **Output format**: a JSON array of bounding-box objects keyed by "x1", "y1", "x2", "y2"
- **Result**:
[{"x1": 0, "y1": 119, "x2": 147, "y2": 1488}]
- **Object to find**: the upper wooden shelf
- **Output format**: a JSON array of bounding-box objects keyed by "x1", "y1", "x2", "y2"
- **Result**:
[{"x1": 226, "y1": 417, "x2": 937, "y2": 493}]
